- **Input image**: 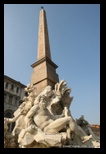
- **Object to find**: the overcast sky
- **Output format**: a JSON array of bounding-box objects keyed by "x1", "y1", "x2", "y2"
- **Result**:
[{"x1": 4, "y1": 4, "x2": 100, "y2": 124}]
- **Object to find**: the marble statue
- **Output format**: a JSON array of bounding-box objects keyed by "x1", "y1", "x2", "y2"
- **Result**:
[
  {"x1": 76, "y1": 115, "x2": 100, "y2": 143},
  {"x1": 4, "y1": 80, "x2": 100, "y2": 148}
]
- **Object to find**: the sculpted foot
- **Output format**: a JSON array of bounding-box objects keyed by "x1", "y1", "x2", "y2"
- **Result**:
[{"x1": 82, "y1": 135, "x2": 92, "y2": 143}]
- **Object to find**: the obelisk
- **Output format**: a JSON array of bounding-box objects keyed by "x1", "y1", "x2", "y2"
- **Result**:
[{"x1": 31, "y1": 7, "x2": 59, "y2": 94}]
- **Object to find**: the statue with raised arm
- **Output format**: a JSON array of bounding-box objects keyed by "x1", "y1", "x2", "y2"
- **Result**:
[
  {"x1": 18, "y1": 80, "x2": 94, "y2": 148},
  {"x1": 11, "y1": 84, "x2": 37, "y2": 136},
  {"x1": 4, "y1": 80, "x2": 100, "y2": 148}
]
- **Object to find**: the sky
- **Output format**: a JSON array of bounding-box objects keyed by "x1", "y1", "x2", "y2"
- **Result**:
[{"x1": 4, "y1": 4, "x2": 100, "y2": 125}]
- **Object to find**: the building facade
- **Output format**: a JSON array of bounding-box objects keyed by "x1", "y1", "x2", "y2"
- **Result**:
[{"x1": 4, "y1": 75, "x2": 26, "y2": 132}]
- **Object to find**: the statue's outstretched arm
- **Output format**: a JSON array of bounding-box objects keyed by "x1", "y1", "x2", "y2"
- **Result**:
[{"x1": 4, "y1": 111, "x2": 22, "y2": 124}]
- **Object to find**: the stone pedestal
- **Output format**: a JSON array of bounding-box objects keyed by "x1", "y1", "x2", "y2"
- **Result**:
[{"x1": 31, "y1": 57, "x2": 59, "y2": 94}]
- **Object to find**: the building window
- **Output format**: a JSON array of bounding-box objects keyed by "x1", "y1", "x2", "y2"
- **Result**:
[
  {"x1": 4, "y1": 111, "x2": 12, "y2": 132},
  {"x1": 5, "y1": 82, "x2": 8, "y2": 88},
  {"x1": 25, "y1": 91, "x2": 28, "y2": 97},
  {"x1": 4, "y1": 111, "x2": 15, "y2": 132},
  {"x1": 9, "y1": 95, "x2": 13, "y2": 104},
  {"x1": 5, "y1": 112, "x2": 12, "y2": 118},
  {"x1": 16, "y1": 87, "x2": 19, "y2": 93},
  {"x1": 11, "y1": 84, "x2": 14, "y2": 91}
]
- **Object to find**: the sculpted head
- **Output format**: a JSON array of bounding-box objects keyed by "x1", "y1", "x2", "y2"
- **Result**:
[
  {"x1": 80, "y1": 115, "x2": 84, "y2": 120},
  {"x1": 42, "y1": 86, "x2": 54, "y2": 98},
  {"x1": 39, "y1": 95, "x2": 48, "y2": 109}
]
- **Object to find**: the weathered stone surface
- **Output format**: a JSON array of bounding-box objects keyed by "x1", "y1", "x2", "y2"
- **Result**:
[
  {"x1": 31, "y1": 8, "x2": 59, "y2": 94},
  {"x1": 4, "y1": 80, "x2": 100, "y2": 148}
]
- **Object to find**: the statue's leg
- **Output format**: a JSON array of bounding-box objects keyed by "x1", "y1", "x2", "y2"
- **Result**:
[
  {"x1": 44, "y1": 117, "x2": 71, "y2": 134},
  {"x1": 87, "y1": 127, "x2": 100, "y2": 142},
  {"x1": 66, "y1": 126, "x2": 71, "y2": 139},
  {"x1": 69, "y1": 121, "x2": 93, "y2": 143}
]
